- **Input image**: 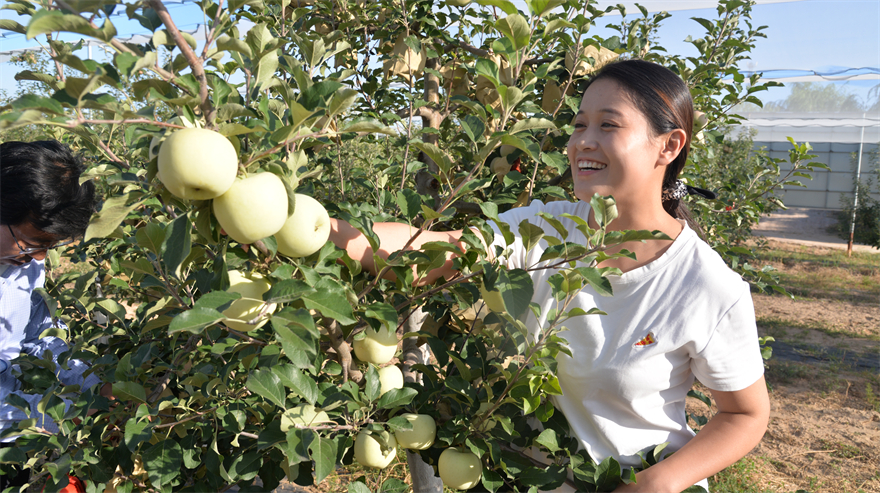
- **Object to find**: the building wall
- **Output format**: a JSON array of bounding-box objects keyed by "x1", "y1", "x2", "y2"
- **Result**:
[{"x1": 753, "y1": 140, "x2": 880, "y2": 210}]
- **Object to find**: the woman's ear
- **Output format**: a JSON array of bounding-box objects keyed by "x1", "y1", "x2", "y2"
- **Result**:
[{"x1": 657, "y1": 128, "x2": 688, "y2": 167}]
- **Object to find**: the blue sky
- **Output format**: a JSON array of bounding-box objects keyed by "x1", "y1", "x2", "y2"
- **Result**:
[{"x1": 1, "y1": 0, "x2": 878, "y2": 108}]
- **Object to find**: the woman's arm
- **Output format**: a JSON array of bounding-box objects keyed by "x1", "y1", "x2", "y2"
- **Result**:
[
  {"x1": 329, "y1": 218, "x2": 466, "y2": 285},
  {"x1": 615, "y1": 376, "x2": 770, "y2": 493}
]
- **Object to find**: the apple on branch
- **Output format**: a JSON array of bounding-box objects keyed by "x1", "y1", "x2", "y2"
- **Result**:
[
  {"x1": 213, "y1": 173, "x2": 288, "y2": 245},
  {"x1": 157, "y1": 128, "x2": 238, "y2": 200},
  {"x1": 275, "y1": 193, "x2": 331, "y2": 258},
  {"x1": 377, "y1": 364, "x2": 404, "y2": 396},
  {"x1": 223, "y1": 270, "x2": 277, "y2": 332},
  {"x1": 352, "y1": 327, "x2": 398, "y2": 365},
  {"x1": 394, "y1": 413, "x2": 436, "y2": 450},
  {"x1": 439, "y1": 447, "x2": 482, "y2": 490},
  {"x1": 354, "y1": 429, "x2": 398, "y2": 468}
]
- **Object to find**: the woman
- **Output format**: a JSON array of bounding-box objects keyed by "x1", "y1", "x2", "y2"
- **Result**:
[{"x1": 330, "y1": 59, "x2": 769, "y2": 492}]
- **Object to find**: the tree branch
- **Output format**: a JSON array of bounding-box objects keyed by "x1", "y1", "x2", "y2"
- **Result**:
[{"x1": 148, "y1": 0, "x2": 216, "y2": 126}]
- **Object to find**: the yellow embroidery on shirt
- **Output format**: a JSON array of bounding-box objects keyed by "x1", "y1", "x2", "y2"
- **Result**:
[{"x1": 634, "y1": 332, "x2": 656, "y2": 347}]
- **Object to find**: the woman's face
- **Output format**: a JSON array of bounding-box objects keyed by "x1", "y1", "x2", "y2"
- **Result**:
[{"x1": 567, "y1": 78, "x2": 671, "y2": 205}]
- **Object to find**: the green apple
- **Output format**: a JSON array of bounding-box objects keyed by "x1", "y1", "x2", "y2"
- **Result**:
[
  {"x1": 275, "y1": 194, "x2": 331, "y2": 258},
  {"x1": 438, "y1": 448, "x2": 482, "y2": 490},
  {"x1": 353, "y1": 327, "x2": 398, "y2": 365},
  {"x1": 280, "y1": 404, "x2": 331, "y2": 432},
  {"x1": 157, "y1": 128, "x2": 238, "y2": 200},
  {"x1": 354, "y1": 429, "x2": 398, "y2": 468},
  {"x1": 223, "y1": 270, "x2": 277, "y2": 332},
  {"x1": 213, "y1": 173, "x2": 288, "y2": 244},
  {"x1": 446, "y1": 0, "x2": 470, "y2": 6},
  {"x1": 394, "y1": 413, "x2": 436, "y2": 450},
  {"x1": 377, "y1": 364, "x2": 404, "y2": 396}
]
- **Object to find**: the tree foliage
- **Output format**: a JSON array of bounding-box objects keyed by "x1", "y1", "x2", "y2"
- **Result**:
[{"x1": 0, "y1": 0, "x2": 823, "y2": 491}]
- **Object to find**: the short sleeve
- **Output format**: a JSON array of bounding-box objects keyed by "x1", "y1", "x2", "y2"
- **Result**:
[{"x1": 690, "y1": 288, "x2": 765, "y2": 392}]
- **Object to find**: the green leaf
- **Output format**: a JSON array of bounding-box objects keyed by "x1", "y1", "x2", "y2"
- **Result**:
[
  {"x1": 111, "y1": 381, "x2": 146, "y2": 404},
  {"x1": 0, "y1": 19, "x2": 26, "y2": 34},
  {"x1": 247, "y1": 368, "x2": 287, "y2": 409},
  {"x1": 27, "y1": 9, "x2": 116, "y2": 42},
  {"x1": 253, "y1": 51, "x2": 280, "y2": 92},
  {"x1": 85, "y1": 192, "x2": 145, "y2": 241},
  {"x1": 124, "y1": 421, "x2": 154, "y2": 452},
  {"x1": 142, "y1": 439, "x2": 183, "y2": 487},
  {"x1": 327, "y1": 88, "x2": 359, "y2": 120},
  {"x1": 574, "y1": 267, "x2": 615, "y2": 297},
  {"x1": 527, "y1": 0, "x2": 566, "y2": 17},
  {"x1": 495, "y1": 14, "x2": 531, "y2": 51},
  {"x1": 534, "y1": 428, "x2": 560, "y2": 452},
  {"x1": 481, "y1": 469, "x2": 504, "y2": 492},
  {"x1": 273, "y1": 364, "x2": 319, "y2": 404},
  {"x1": 544, "y1": 18, "x2": 575, "y2": 37},
  {"x1": 594, "y1": 456, "x2": 622, "y2": 491},
  {"x1": 168, "y1": 307, "x2": 225, "y2": 334},
  {"x1": 263, "y1": 279, "x2": 315, "y2": 304},
  {"x1": 460, "y1": 115, "x2": 486, "y2": 143},
  {"x1": 162, "y1": 214, "x2": 192, "y2": 279},
  {"x1": 339, "y1": 119, "x2": 396, "y2": 135},
  {"x1": 309, "y1": 436, "x2": 337, "y2": 483},
  {"x1": 364, "y1": 365, "x2": 381, "y2": 402},
  {"x1": 411, "y1": 141, "x2": 453, "y2": 174},
  {"x1": 273, "y1": 309, "x2": 320, "y2": 369},
  {"x1": 509, "y1": 118, "x2": 556, "y2": 135},
  {"x1": 194, "y1": 291, "x2": 241, "y2": 312},
  {"x1": 135, "y1": 222, "x2": 165, "y2": 254},
  {"x1": 348, "y1": 482, "x2": 371, "y2": 493},
  {"x1": 375, "y1": 387, "x2": 417, "y2": 409},
  {"x1": 364, "y1": 303, "x2": 398, "y2": 332},
  {"x1": 302, "y1": 277, "x2": 356, "y2": 325},
  {"x1": 496, "y1": 268, "x2": 534, "y2": 320},
  {"x1": 476, "y1": 0, "x2": 518, "y2": 15},
  {"x1": 10, "y1": 94, "x2": 64, "y2": 114},
  {"x1": 396, "y1": 189, "x2": 421, "y2": 221}
]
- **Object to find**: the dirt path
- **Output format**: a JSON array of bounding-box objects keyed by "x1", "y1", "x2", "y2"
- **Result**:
[{"x1": 731, "y1": 291, "x2": 880, "y2": 493}]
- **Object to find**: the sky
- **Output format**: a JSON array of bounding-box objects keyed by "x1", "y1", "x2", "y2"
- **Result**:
[{"x1": 0, "y1": 0, "x2": 878, "y2": 110}]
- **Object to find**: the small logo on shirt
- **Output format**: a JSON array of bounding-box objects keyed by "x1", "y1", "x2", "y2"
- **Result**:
[{"x1": 634, "y1": 332, "x2": 657, "y2": 347}]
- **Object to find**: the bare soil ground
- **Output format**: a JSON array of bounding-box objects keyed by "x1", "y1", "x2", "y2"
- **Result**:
[{"x1": 689, "y1": 238, "x2": 880, "y2": 493}]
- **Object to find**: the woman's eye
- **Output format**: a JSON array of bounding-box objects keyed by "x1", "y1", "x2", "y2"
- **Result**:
[
  {"x1": 574, "y1": 122, "x2": 587, "y2": 129},
  {"x1": 601, "y1": 122, "x2": 616, "y2": 128}
]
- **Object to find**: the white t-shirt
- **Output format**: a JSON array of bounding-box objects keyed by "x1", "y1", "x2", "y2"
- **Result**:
[{"x1": 488, "y1": 200, "x2": 764, "y2": 486}]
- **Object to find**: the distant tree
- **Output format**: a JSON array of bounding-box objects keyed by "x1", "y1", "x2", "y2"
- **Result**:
[{"x1": 762, "y1": 82, "x2": 867, "y2": 112}]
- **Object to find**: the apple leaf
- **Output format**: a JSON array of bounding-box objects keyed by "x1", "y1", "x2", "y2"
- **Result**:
[
  {"x1": 111, "y1": 381, "x2": 146, "y2": 404},
  {"x1": 574, "y1": 267, "x2": 615, "y2": 298},
  {"x1": 594, "y1": 456, "x2": 623, "y2": 491},
  {"x1": 496, "y1": 268, "x2": 534, "y2": 320},
  {"x1": 348, "y1": 482, "x2": 371, "y2": 493},
  {"x1": 302, "y1": 278, "x2": 356, "y2": 325},
  {"x1": 364, "y1": 365, "x2": 381, "y2": 402},
  {"x1": 272, "y1": 309, "x2": 320, "y2": 369},
  {"x1": 286, "y1": 428, "x2": 314, "y2": 465},
  {"x1": 263, "y1": 279, "x2": 315, "y2": 304},
  {"x1": 482, "y1": 469, "x2": 505, "y2": 493},
  {"x1": 246, "y1": 368, "x2": 287, "y2": 409},
  {"x1": 142, "y1": 439, "x2": 183, "y2": 487},
  {"x1": 395, "y1": 189, "x2": 421, "y2": 221},
  {"x1": 272, "y1": 364, "x2": 319, "y2": 405},
  {"x1": 534, "y1": 428, "x2": 561, "y2": 452},
  {"x1": 168, "y1": 307, "x2": 225, "y2": 334},
  {"x1": 193, "y1": 291, "x2": 241, "y2": 313},
  {"x1": 364, "y1": 302, "x2": 397, "y2": 332},
  {"x1": 135, "y1": 222, "x2": 165, "y2": 254},
  {"x1": 85, "y1": 191, "x2": 145, "y2": 241},
  {"x1": 162, "y1": 213, "x2": 192, "y2": 279},
  {"x1": 375, "y1": 387, "x2": 417, "y2": 410},
  {"x1": 309, "y1": 436, "x2": 337, "y2": 483}
]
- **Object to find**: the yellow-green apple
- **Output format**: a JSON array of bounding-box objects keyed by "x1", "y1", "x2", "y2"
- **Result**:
[
  {"x1": 394, "y1": 413, "x2": 436, "y2": 450},
  {"x1": 377, "y1": 365, "x2": 404, "y2": 396},
  {"x1": 280, "y1": 404, "x2": 331, "y2": 432},
  {"x1": 275, "y1": 194, "x2": 331, "y2": 258},
  {"x1": 157, "y1": 128, "x2": 238, "y2": 200},
  {"x1": 213, "y1": 173, "x2": 288, "y2": 244},
  {"x1": 223, "y1": 270, "x2": 277, "y2": 332},
  {"x1": 446, "y1": 0, "x2": 470, "y2": 6},
  {"x1": 354, "y1": 430, "x2": 398, "y2": 468},
  {"x1": 353, "y1": 327, "x2": 398, "y2": 365},
  {"x1": 438, "y1": 448, "x2": 482, "y2": 490}
]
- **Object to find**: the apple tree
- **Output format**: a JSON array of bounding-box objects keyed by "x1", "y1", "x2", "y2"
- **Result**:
[{"x1": 0, "y1": 0, "x2": 818, "y2": 491}]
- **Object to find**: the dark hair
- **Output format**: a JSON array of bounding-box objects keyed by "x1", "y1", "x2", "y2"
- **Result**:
[
  {"x1": 586, "y1": 59, "x2": 703, "y2": 235},
  {"x1": 0, "y1": 140, "x2": 96, "y2": 239}
]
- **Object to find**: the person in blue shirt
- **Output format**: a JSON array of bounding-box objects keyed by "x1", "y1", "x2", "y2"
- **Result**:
[{"x1": 0, "y1": 140, "x2": 98, "y2": 490}]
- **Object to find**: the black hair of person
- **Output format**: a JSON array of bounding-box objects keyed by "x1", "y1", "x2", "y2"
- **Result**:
[
  {"x1": 0, "y1": 140, "x2": 96, "y2": 239},
  {"x1": 586, "y1": 58, "x2": 710, "y2": 237}
]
